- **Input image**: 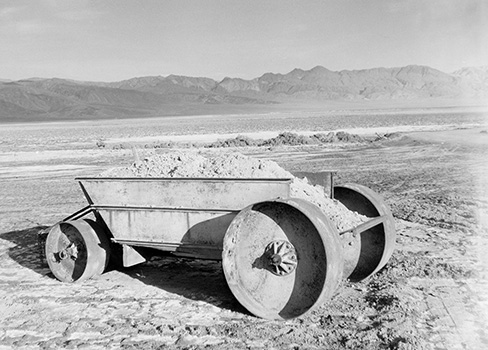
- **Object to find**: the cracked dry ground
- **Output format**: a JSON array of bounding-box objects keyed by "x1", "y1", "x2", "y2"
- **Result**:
[{"x1": 1, "y1": 132, "x2": 487, "y2": 349}]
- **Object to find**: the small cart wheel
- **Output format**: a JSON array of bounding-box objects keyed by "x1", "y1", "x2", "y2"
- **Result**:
[
  {"x1": 222, "y1": 198, "x2": 343, "y2": 320},
  {"x1": 45, "y1": 219, "x2": 110, "y2": 283},
  {"x1": 334, "y1": 184, "x2": 396, "y2": 282}
]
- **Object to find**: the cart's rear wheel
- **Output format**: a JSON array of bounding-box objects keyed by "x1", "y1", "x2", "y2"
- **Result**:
[
  {"x1": 334, "y1": 184, "x2": 395, "y2": 282},
  {"x1": 222, "y1": 198, "x2": 343, "y2": 320},
  {"x1": 45, "y1": 219, "x2": 110, "y2": 283}
]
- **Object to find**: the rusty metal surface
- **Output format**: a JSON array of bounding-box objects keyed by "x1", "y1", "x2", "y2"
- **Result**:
[
  {"x1": 334, "y1": 184, "x2": 396, "y2": 281},
  {"x1": 222, "y1": 198, "x2": 343, "y2": 320},
  {"x1": 77, "y1": 177, "x2": 292, "y2": 211}
]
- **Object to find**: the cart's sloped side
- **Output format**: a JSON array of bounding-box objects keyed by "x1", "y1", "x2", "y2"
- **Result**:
[{"x1": 78, "y1": 177, "x2": 292, "y2": 261}]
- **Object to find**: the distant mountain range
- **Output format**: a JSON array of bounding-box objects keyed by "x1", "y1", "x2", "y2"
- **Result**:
[{"x1": 1, "y1": 65, "x2": 487, "y2": 122}]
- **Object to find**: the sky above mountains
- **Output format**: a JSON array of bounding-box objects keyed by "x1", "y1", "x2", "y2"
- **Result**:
[{"x1": 1, "y1": 0, "x2": 487, "y2": 82}]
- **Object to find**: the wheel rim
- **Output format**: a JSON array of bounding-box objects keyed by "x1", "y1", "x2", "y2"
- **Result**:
[
  {"x1": 334, "y1": 184, "x2": 396, "y2": 281},
  {"x1": 45, "y1": 219, "x2": 109, "y2": 283},
  {"x1": 222, "y1": 198, "x2": 343, "y2": 320}
]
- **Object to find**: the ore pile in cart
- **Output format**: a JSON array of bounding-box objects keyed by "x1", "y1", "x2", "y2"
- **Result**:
[{"x1": 41, "y1": 172, "x2": 395, "y2": 320}]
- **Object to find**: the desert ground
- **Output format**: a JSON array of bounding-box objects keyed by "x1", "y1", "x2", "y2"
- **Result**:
[{"x1": 1, "y1": 107, "x2": 488, "y2": 349}]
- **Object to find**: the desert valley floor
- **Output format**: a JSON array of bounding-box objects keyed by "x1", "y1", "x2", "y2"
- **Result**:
[{"x1": 0, "y1": 107, "x2": 487, "y2": 349}]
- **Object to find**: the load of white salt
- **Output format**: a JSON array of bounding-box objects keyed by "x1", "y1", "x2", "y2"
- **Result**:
[{"x1": 100, "y1": 151, "x2": 365, "y2": 231}]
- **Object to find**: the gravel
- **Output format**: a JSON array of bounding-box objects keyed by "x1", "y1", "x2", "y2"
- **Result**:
[{"x1": 100, "y1": 151, "x2": 366, "y2": 231}]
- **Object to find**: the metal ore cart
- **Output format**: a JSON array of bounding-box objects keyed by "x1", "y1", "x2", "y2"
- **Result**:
[{"x1": 41, "y1": 174, "x2": 395, "y2": 320}]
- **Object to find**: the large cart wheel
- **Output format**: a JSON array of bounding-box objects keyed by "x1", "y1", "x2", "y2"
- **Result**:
[
  {"x1": 222, "y1": 198, "x2": 343, "y2": 320},
  {"x1": 334, "y1": 184, "x2": 395, "y2": 282},
  {"x1": 45, "y1": 219, "x2": 110, "y2": 283}
]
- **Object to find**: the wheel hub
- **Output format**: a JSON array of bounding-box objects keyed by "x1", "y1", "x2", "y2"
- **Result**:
[
  {"x1": 265, "y1": 240, "x2": 297, "y2": 276},
  {"x1": 53, "y1": 242, "x2": 79, "y2": 262}
]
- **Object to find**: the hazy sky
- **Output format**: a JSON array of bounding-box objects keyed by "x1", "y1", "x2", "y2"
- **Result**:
[{"x1": 1, "y1": 0, "x2": 487, "y2": 82}]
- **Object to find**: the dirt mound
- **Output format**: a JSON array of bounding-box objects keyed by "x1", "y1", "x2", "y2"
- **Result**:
[
  {"x1": 101, "y1": 151, "x2": 366, "y2": 231},
  {"x1": 261, "y1": 132, "x2": 318, "y2": 146},
  {"x1": 203, "y1": 132, "x2": 365, "y2": 149},
  {"x1": 259, "y1": 131, "x2": 364, "y2": 145},
  {"x1": 207, "y1": 135, "x2": 258, "y2": 148}
]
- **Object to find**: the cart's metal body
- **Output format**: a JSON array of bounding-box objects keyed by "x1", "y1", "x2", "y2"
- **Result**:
[
  {"x1": 78, "y1": 177, "x2": 291, "y2": 262},
  {"x1": 42, "y1": 173, "x2": 395, "y2": 320}
]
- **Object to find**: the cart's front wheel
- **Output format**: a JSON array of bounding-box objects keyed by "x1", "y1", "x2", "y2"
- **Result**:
[
  {"x1": 222, "y1": 198, "x2": 343, "y2": 320},
  {"x1": 45, "y1": 219, "x2": 110, "y2": 283}
]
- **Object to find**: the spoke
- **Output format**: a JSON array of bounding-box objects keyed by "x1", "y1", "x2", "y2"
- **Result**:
[{"x1": 265, "y1": 240, "x2": 298, "y2": 276}]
